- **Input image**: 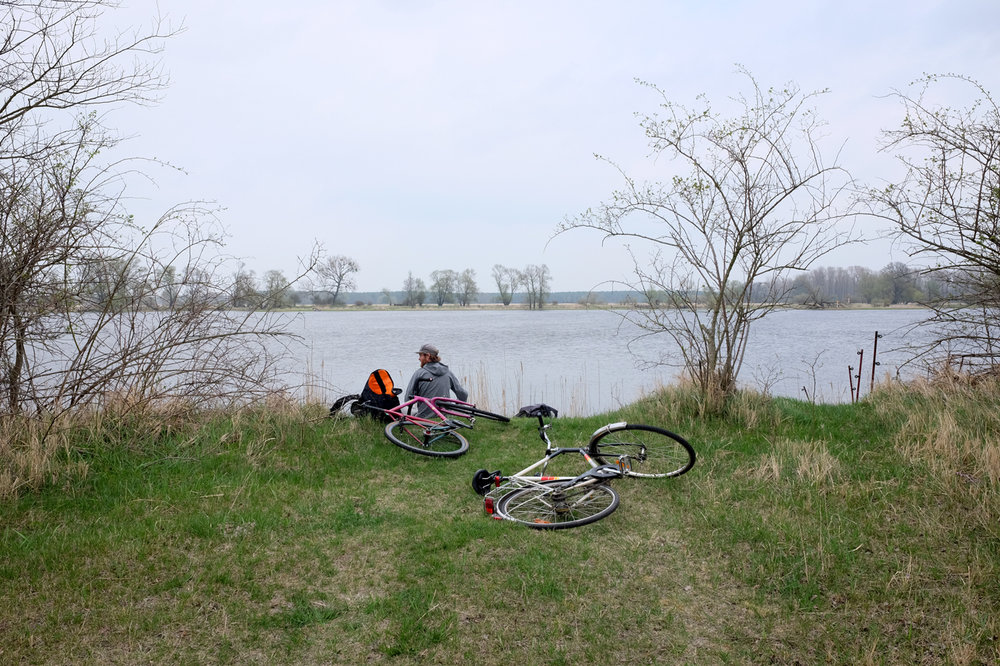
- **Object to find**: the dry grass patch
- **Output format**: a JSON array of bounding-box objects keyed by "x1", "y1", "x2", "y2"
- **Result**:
[
  {"x1": 734, "y1": 438, "x2": 841, "y2": 485},
  {"x1": 727, "y1": 389, "x2": 786, "y2": 431},
  {"x1": 0, "y1": 417, "x2": 88, "y2": 499},
  {"x1": 879, "y1": 375, "x2": 1000, "y2": 481},
  {"x1": 879, "y1": 377, "x2": 1000, "y2": 538}
]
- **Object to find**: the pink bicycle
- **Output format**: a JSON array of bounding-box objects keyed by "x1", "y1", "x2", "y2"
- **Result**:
[{"x1": 380, "y1": 396, "x2": 509, "y2": 458}]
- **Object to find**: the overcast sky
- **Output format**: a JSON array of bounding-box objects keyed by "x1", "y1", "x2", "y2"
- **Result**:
[{"x1": 110, "y1": 1, "x2": 1000, "y2": 292}]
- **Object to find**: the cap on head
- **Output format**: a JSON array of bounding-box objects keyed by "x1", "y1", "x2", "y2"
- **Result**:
[{"x1": 417, "y1": 343, "x2": 439, "y2": 356}]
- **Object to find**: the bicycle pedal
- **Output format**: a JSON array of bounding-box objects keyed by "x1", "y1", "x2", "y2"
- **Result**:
[{"x1": 591, "y1": 466, "x2": 622, "y2": 479}]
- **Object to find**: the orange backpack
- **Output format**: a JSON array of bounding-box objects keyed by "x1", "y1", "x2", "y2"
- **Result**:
[{"x1": 351, "y1": 369, "x2": 400, "y2": 421}]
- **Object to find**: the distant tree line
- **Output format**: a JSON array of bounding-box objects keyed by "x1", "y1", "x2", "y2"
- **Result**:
[
  {"x1": 632, "y1": 261, "x2": 976, "y2": 309},
  {"x1": 72, "y1": 257, "x2": 554, "y2": 311},
  {"x1": 219, "y1": 258, "x2": 970, "y2": 310},
  {"x1": 203, "y1": 261, "x2": 555, "y2": 310},
  {"x1": 373, "y1": 264, "x2": 552, "y2": 309},
  {"x1": 773, "y1": 262, "x2": 966, "y2": 307}
]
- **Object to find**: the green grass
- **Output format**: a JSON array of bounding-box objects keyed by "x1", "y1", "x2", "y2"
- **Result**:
[{"x1": 2, "y1": 383, "x2": 999, "y2": 664}]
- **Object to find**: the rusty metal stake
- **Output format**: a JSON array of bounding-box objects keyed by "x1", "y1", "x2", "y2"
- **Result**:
[
  {"x1": 856, "y1": 349, "x2": 864, "y2": 401},
  {"x1": 870, "y1": 331, "x2": 882, "y2": 393}
]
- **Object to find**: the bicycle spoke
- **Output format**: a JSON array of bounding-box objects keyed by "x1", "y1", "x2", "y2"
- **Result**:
[
  {"x1": 496, "y1": 481, "x2": 619, "y2": 529},
  {"x1": 589, "y1": 425, "x2": 695, "y2": 478},
  {"x1": 384, "y1": 419, "x2": 468, "y2": 458}
]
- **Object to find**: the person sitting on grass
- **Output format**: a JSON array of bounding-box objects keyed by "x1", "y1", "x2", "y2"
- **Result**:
[{"x1": 404, "y1": 343, "x2": 468, "y2": 418}]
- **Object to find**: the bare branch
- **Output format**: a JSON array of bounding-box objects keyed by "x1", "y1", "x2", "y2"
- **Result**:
[
  {"x1": 557, "y1": 68, "x2": 860, "y2": 410},
  {"x1": 863, "y1": 74, "x2": 1000, "y2": 374}
]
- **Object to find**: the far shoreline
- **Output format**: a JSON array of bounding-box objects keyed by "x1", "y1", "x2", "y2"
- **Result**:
[{"x1": 273, "y1": 301, "x2": 930, "y2": 313}]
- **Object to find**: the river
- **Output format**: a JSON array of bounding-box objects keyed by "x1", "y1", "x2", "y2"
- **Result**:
[{"x1": 290, "y1": 307, "x2": 930, "y2": 417}]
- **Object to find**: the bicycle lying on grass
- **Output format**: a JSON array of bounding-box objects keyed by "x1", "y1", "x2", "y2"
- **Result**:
[
  {"x1": 472, "y1": 412, "x2": 695, "y2": 529},
  {"x1": 333, "y1": 392, "x2": 509, "y2": 458},
  {"x1": 382, "y1": 396, "x2": 509, "y2": 457}
]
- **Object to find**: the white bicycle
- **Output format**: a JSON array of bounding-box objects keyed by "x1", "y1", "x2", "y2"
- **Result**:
[{"x1": 472, "y1": 412, "x2": 696, "y2": 529}]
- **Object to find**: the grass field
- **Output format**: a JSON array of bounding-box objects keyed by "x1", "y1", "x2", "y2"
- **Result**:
[{"x1": 2, "y1": 380, "x2": 998, "y2": 664}]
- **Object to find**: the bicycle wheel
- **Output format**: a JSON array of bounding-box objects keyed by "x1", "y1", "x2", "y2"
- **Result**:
[
  {"x1": 329, "y1": 394, "x2": 360, "y2": 418},
  {"x1": 384, "y1": 420, "x2": 469, "y2": 458},
  {"x1": 588, "y1": 424, "x2": 695, "y2": 478},
  {"x1": 440, "y1": 402, "x2": 511, "y2": 423},
  {"x1": 495, "y1": 480, "x2": 619, "y2": 529}
]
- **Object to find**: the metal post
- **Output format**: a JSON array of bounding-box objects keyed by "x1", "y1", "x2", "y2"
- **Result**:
[
  {"x1": 856, "y1": 349, "x2": 864, "y2": 401},
  {"x1": 870, "y1": 331, "x2": 882, "y2": 393}
]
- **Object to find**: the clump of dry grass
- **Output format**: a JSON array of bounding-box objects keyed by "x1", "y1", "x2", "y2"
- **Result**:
[
  {"x1": 626, "y1": 379, "x2": 785, "y2": 433},
  {"x1": 736, "y1": 439, "x2": 841, "y2": 485},
  {"x1": 0, "y1": 417, "x2": 87, "y2": 500},
  {"x1": 877, "y1": 375, "x2": 1000, "y2": 485},
  {"x1": 794, "y1": 441, "x2": 841, "y2": 484},
  {"x1": 725, "y1": 389, "x2": 786, "y2": 431},
  {"x1": 0, "y1": 389, "x2": 308, "y2": 501},
  {"x1": 873, "y1": 374, "x2": 1000, "y2": 537},
  {"x1": 466, "y1": 361, "x2": 516, "y2": 415},
  {"x1": 618, "y1": 382, "x2": 694, "y2": 426}
]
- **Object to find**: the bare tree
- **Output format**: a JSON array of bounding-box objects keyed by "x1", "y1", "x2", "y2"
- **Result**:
[
  {"x1": 0, "y1": 2, "x2": 320, "y2": 424},
  {"x1": 537, "y1": 264, "x2": 551, "y2": 308},
  {"x1": 787, "y1": 273, "x2": 826, "y2": 308},
  {"x1": 457, "y1": 268, "x2": 478, "y2": 306},
  {"x1": 231, "y1": 265, "x2": 259, "y2": 308},
  {"x1": 261, "y1": 269, "x2": 293, "y2": 309},
  {"x1": 492, "y1": 264, "x2": 519, "y2": 306},
  {"x1": 2, "y1": 193, "x2": 318, "y2": 418},
  {"x1": 1, "y1": 1, "x2": 172, "y2": 161},
  {"x1": 557, "y1": 68, "x2": 858, "y2": 410},
  {"x1": 880, "y1": 262, "x2": 920, "y2": 304},
  {"x1": 311, "y1": 254, "x2": 358, "y2": 306},
  {"x1": 520, "y1": 264, "x2": 550, "y2": 310},
  {"x1": 866, "y1": 74, "x2": 1000, "y2": 374},
  {"x1": 518, "y1": 269, "x2": 533, "y2": 308},
  {"x1": 857, "y1": 269, "x2": 893, "y2": 306},
  {"x1": 429, "y1": 269, "x2": 458, "y2": 306},
  {"x1": 402, "y1": 272, "x2": 426, "y2": 307},
  {"x1": 157, "y1": 265, "x2": 182, "y2": 310}
]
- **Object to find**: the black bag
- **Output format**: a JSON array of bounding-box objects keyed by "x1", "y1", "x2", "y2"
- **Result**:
[
  {"x1": 515, "y1": 403, "x2": 559, "y2": 418},
  {"x1": 349, "y1": 369, "x2": 400, "y2": 422}
]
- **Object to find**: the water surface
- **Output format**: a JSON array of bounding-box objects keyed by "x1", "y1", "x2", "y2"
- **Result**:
[{"x1": 293, "y1": 308, "x2": 929, "y2": 416}]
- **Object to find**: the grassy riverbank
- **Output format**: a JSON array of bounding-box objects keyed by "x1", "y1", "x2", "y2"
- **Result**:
[{"x1": 2, "y1": 380, "x2": 998, "y2": 664}]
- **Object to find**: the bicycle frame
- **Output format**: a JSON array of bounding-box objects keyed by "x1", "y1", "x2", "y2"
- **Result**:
[
  {"x1": 505, "y1": 432, "x2": 612, "y2": 483},
  {"x1": 474, "y1": 414, "x2": 695, "y2": 527},
  {"x1": 480, "y1": 415, "x2": 623, "y2": 518},
  {"x1": 384, "y1": 396, "x2": 483, "y2": 429}
]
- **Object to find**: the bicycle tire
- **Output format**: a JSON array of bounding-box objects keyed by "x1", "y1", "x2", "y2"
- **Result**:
[
  {"x1": 495, "y1": 480, "x2": 619, "y2": 529},
  {"x1": 588, "y1": 423, "x2": 695, "y2": 478},
  {"x1": 384, "y1": 420, "x2": 469, "y2": 458},
  {"x1": 329, "y1": 394, "x2": 360, "y2": 418},
  {"x1": 440, "y1": 402, "x2": 511, "y2": 423}
]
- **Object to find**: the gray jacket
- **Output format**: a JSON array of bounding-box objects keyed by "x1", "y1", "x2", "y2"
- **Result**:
[{"x1": 404, "y1": 361, "x2": 468, "y2": 417}]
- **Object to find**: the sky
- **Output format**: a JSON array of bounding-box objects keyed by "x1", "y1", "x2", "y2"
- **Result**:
[{"x1": 107, "y1": 0, "x2": 1000, "y2": 292}]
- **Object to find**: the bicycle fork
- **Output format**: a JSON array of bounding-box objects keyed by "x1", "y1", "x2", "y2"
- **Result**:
[{"x1": 604, "y1": 443, "x2": 646, "y2": 473}]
